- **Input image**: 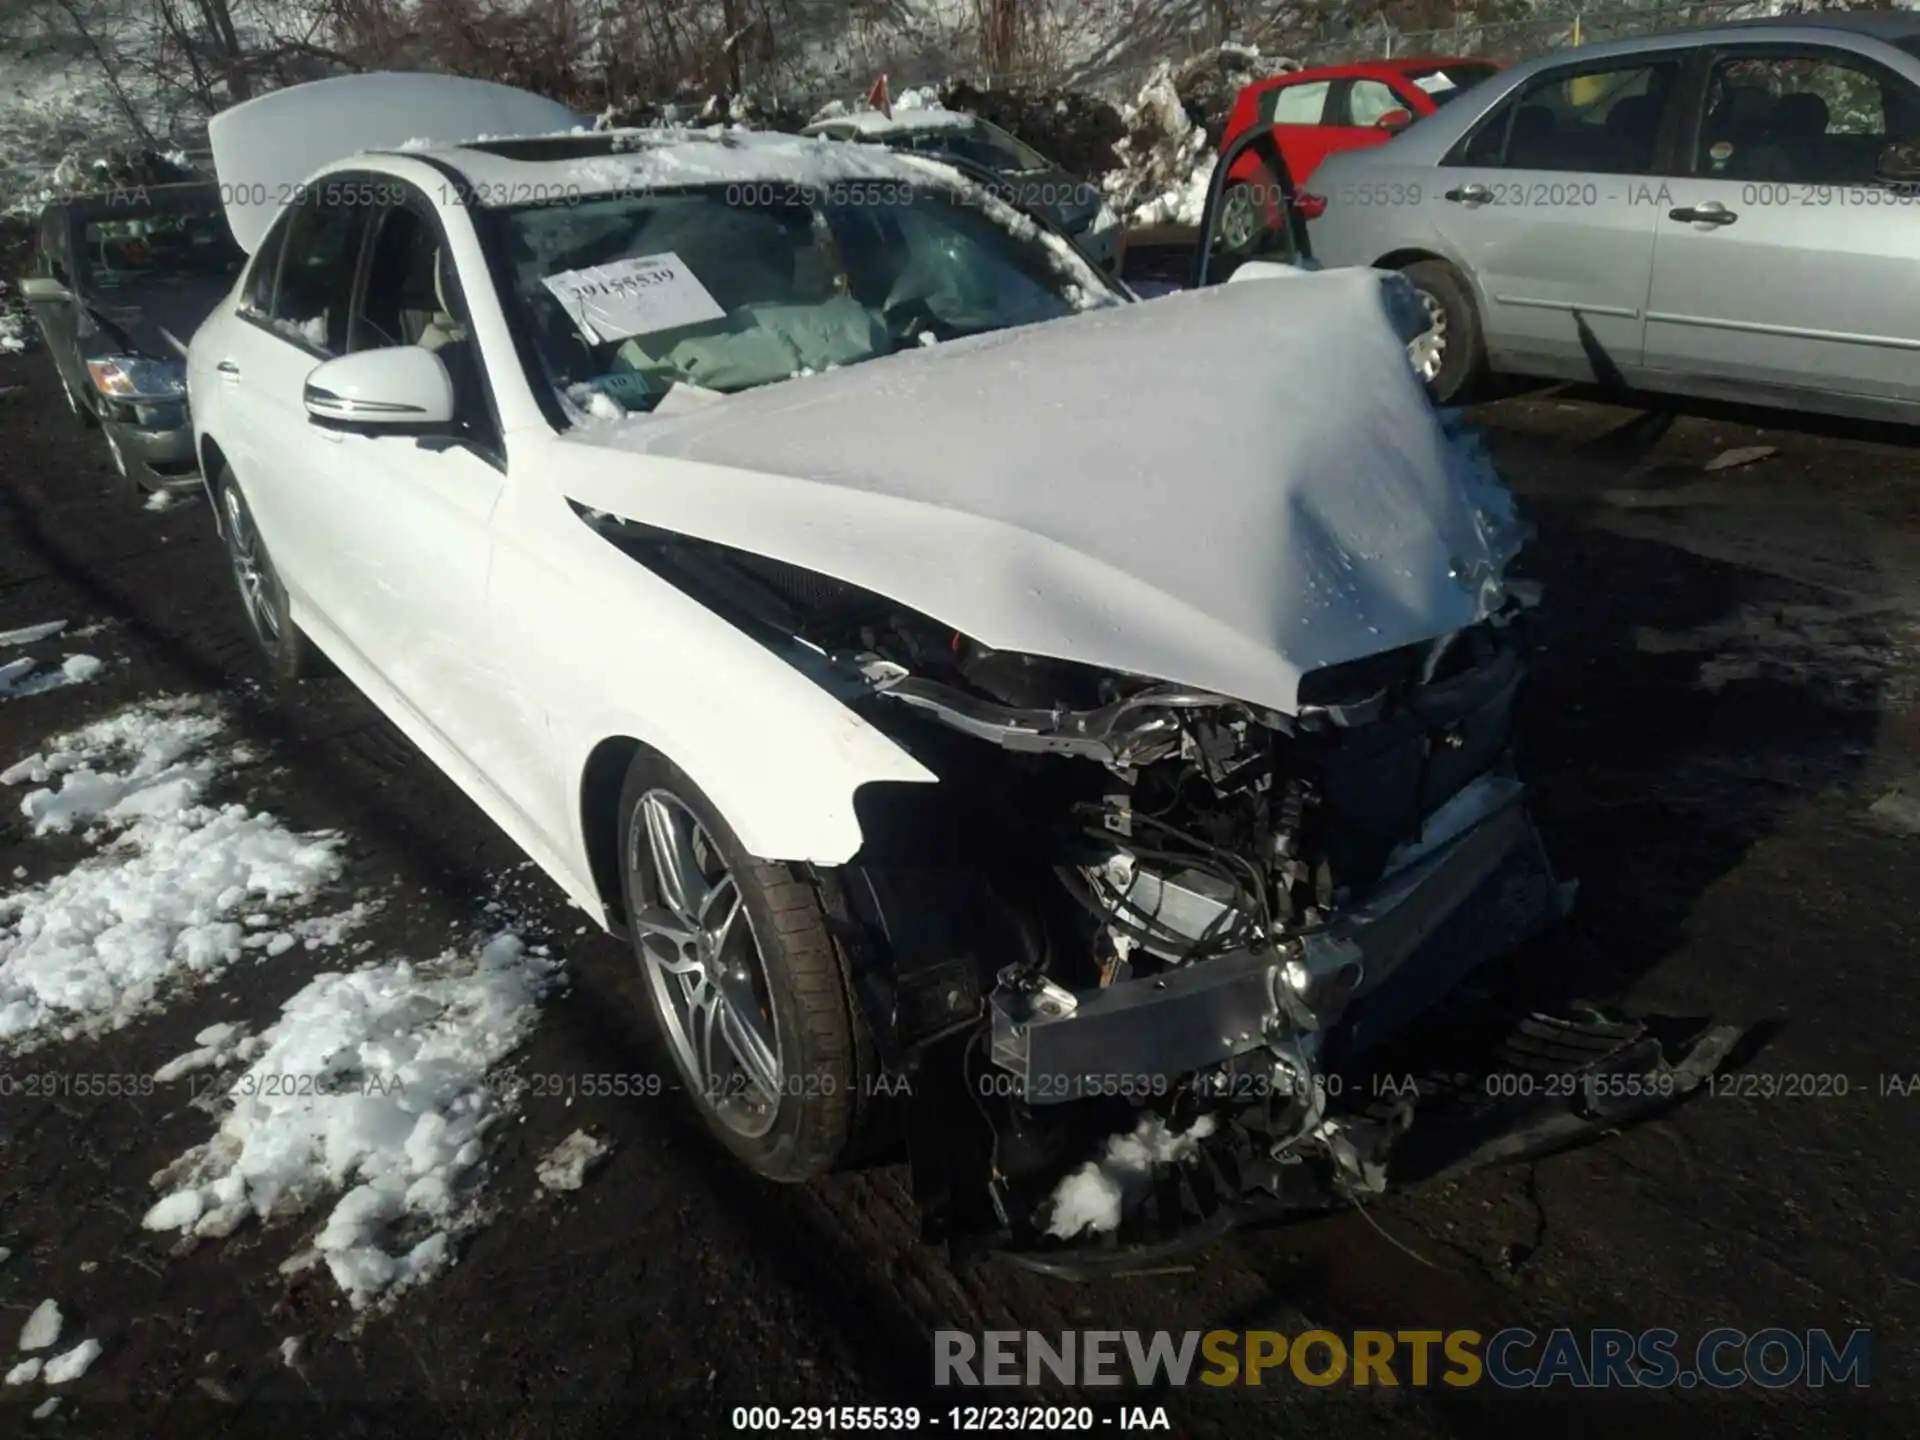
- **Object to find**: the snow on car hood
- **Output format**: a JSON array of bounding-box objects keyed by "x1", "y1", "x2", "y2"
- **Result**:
[{"x1": 556, "y1": 268, "x2": 1529, "y2": 715}]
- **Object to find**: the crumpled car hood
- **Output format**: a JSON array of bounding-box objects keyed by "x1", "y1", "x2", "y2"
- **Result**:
[{"x1": 556, "y1": 268, "x2": 1528, "y2": 715}]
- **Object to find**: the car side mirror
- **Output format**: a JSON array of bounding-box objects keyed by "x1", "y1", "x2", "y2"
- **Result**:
[
  {"x1": 19, "y1": 275, "x2": 73, "y2": 303},
  {"x1": 1375, "y1": 108, "x2": 1414, "y2": 134},
  {"x1": 304, "y1": 347, "x2": 455, "y2": 434}
]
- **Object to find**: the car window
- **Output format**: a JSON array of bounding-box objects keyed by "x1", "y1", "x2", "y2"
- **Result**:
[
  {"x1": 482, "y1": 181, "x2": 1119, "y2": 417},
  {"x1": 1452, "y1": 59, "x2": 1679, "y2": 173},
  {"x1": 351, "y1": 200, "x2": 498, "y2": 451},
  {"x1": 1262, "y1": 80, "x2": 1332, "y2": 126},
  {"x1": 78, "y1": 205, "x2": 245, "y2": 293},
  {"x1": 239, "y1": 211, "x2": 290, "y2": 319},
  {"x1": 898, "y1": 121, "x2": 1051, "y2": 175},
  {"x1": 1197, "y1": 131, "x2": 1303, "y2": 283},
  {"x1": 1344, "y1": 79, "x2": 1404, "y2": 127},
  {"x1": 1693, "y1": 50, "x2": 1920, "y2": 184},
  {"x1": 1405, "y1": 63, "x2": 1500, "y2": 107},
  {"x1": 266, "y1": 194, "x2": 366, "y2": 355}
]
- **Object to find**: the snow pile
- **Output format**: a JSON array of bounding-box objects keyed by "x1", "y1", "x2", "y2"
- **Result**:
[
  {"x1": 143, "y1": 932, "x2": 560, "y2": 1311},
  {"x1": 0, "y1": 700, "x2": 345, "y2": 1048},
  {"x1": 1101, "y1": 62, "x2": 1214, "y2": 228},
  {"x1": 1044, "y1": 1114, "x2": 1217, "y2": 1239},
  {"x1": 5, "y1": 1359, "x2": 39, "y2": 1385}
]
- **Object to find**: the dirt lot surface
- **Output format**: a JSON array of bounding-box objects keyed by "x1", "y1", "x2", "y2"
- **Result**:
[{"x1": 0, "y1": 347, "x2": 1913, "y2": 1439}]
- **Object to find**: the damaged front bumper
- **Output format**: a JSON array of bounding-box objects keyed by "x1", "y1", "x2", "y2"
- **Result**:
[
  {"x1": 989, "y1": 775, "x2": 1553, "y2": 1101},
  {"x1": 960, "y1": 781, "x2": 1740, "y2": 1275}
]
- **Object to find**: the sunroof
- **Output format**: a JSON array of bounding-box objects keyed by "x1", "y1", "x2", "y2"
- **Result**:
[{"x1": 459, "y1": 135, "x2": 631, "y2": 160}]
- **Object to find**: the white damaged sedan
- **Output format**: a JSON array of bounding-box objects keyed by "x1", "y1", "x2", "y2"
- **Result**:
[{"x1": 188, "y1": 74, "x2": 1727, "y2": 1269}]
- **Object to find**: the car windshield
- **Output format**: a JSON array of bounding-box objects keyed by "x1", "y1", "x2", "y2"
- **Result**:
[
  {"x1": 1405, "y1": 62, "x2": 1500, "y2": 107},
  {"x1": 78, "y1": 204, "x2": 245, "y2": 291},
  {"x1": 892, "y1": 120, "x2": 1053, "y2": 174},
  {"x1": 486, "y1": 180, "x2": 1117, "y2": 418}
]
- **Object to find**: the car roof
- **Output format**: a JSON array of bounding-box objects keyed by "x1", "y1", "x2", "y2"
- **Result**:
[
  {"x1": 368, "y1": 126, "x2": 951, "y2": 203},
  {"x1": 1705, "y1": 10, "x2": 1920, "y2": 42},
  {"x1": 1499, "y1": 10, "x2": 1920, "y2": 70},
  {"x1": 1252, "y1": 56, "x2": 1494, "y2": 88}
]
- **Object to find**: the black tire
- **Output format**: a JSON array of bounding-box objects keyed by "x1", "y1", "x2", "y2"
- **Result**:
[
  {"x1": 1400, "y1": 258, "x2": 1485, "y2": 405},
  {"x1": 617, "y1": 749, "x2": 872, "y2": 1182},
  {"x1": 215, "y1": 466, "x2": 315, "y2": 683},
  {"x1": 63, "y1": 375, "x2": 99, "y2": 430},
  {"x1": 103, "y1": 427, "x2": 144, "y2": 505}
]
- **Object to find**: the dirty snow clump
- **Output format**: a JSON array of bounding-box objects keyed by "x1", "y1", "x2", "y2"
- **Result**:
[
  {"x1": 537, "y1": 1130, "x2": 612, "y2": 1192},
  {"x1": 18, "y1": 1299, "x2": 61, "y2": 1352},
  {"x1": 42, "y1": 1338, "x2": 102, "y2": 1383}
]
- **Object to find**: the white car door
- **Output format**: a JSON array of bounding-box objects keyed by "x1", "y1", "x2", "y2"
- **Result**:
[
  {"x1": 207, "y1": 193, "x2": 371, "y2": 624},
  {"x1": 1427, "y1": 52, "x2": 1684, "y2": 380},
  {"x1": 292, "y1": 188, "x2": 515, "y2": 786},
  {"x1": 1642, "y1": 43, "x2": 1920, "y2": 413},
  {"x1": 223, "y1": 190, "x2": 376, "y2": 630}
]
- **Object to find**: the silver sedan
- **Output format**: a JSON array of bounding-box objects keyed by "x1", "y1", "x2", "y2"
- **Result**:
[{"x1": 1303, "y1": 10, "x2": 1920, "y2": 423}]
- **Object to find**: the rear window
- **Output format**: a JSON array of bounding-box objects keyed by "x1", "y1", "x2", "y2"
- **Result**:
[
  {"x1": 1404, "y1": 63, "x2": 1500, "y2": 106},
  {"x1": 891, "y1": 121, "x2": 1052, "y2": 175},
  {"x1": 78, "y1": 205, "x2": 245, "y2": 291}
]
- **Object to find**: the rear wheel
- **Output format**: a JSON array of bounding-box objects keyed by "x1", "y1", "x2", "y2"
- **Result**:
[
  {"x1": 216, "y1": 467, "x2": 314, "y2": 682},
  {"x1": 1399, "y1": 258, "x2": 1485, "y2": 405},
  {"x1": 617, "y1": 750, "x2": 870, "y2": 1181}
]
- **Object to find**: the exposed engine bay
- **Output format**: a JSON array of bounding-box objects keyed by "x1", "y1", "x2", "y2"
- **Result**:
[{"x1": 586, "y1": 507, "x2": 1741, "y2": 1271}]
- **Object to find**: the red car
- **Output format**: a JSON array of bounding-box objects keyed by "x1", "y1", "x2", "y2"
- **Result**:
[{"x1": 1221, "y1": 57, "x2": 1503, "y2": 193}]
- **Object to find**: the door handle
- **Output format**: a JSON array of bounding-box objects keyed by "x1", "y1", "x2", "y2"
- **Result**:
[
  {"x1": 215, "y1": 360, "x2": 241, "y2": 380},
  {"x1": 1669, "y1": 203, "x2": 1737, "y2": 227},
  {"x1": 1443, "y1": 183, "x2": 1491, "y2": 205}
]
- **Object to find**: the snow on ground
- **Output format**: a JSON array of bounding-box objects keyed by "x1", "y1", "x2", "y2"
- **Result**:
[
  {"x1": 0, "y1": 620, "x2": 68, "y2": 646},
  {"x1": 0, "y1": 308, "x2": 29, "y2": 355},
  {"x1": 0, "y1": 699, "x2": 350, "y2": 1049},
  {"x1": 41, "y1": 1338, "x2": 102, "y2": 1384},
  {"x1": 1044, "y1": 1114, "x2": 1217, "y2": 1238},
  {"x1": 0, "y1": 653, "x2": 104, "y2": 698},
  {"x1": 536, "y1": 1129, "x2": 612, "y2": 1192},
  {"x1": 18, "y1": 1298, "x2": 61, "y2": 1351},
  {"x1": 143, "y1": 932, "x2": 560, "y2": 1312}
]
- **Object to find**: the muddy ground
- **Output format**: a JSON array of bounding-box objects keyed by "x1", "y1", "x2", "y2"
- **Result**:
[{"x1": 0, "y1": 343, "x2": 1914, "y2": 1439}]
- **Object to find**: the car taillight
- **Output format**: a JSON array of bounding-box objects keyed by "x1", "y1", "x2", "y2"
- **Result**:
[{"x1": 1294, "y1": 192, "x2": 1328, "y2": 220}]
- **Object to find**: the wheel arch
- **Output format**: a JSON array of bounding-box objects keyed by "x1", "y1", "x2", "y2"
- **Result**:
[
  {"x1": 579, "y1": 734, "x2": 643, "y2": 929},
  {"x1": 198, "y1": 434, "x2": 230, "y2": 533}
]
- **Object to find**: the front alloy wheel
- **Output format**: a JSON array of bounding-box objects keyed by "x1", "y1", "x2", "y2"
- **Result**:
[
  {"x1": 631, "y1": 789, "x2": 785, "y2": 1140},
  {"x1": 617, "y1": 751, "x2": 872, "y2": 1181}
]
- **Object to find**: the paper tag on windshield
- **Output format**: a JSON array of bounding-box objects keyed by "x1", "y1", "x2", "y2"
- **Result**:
[
  {"x1": 1413, "y1": 72, "x2": 1456, "y2": 94},
  {"x1": 541, "y1": 252, "x2": 726, "y2": 344}
]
